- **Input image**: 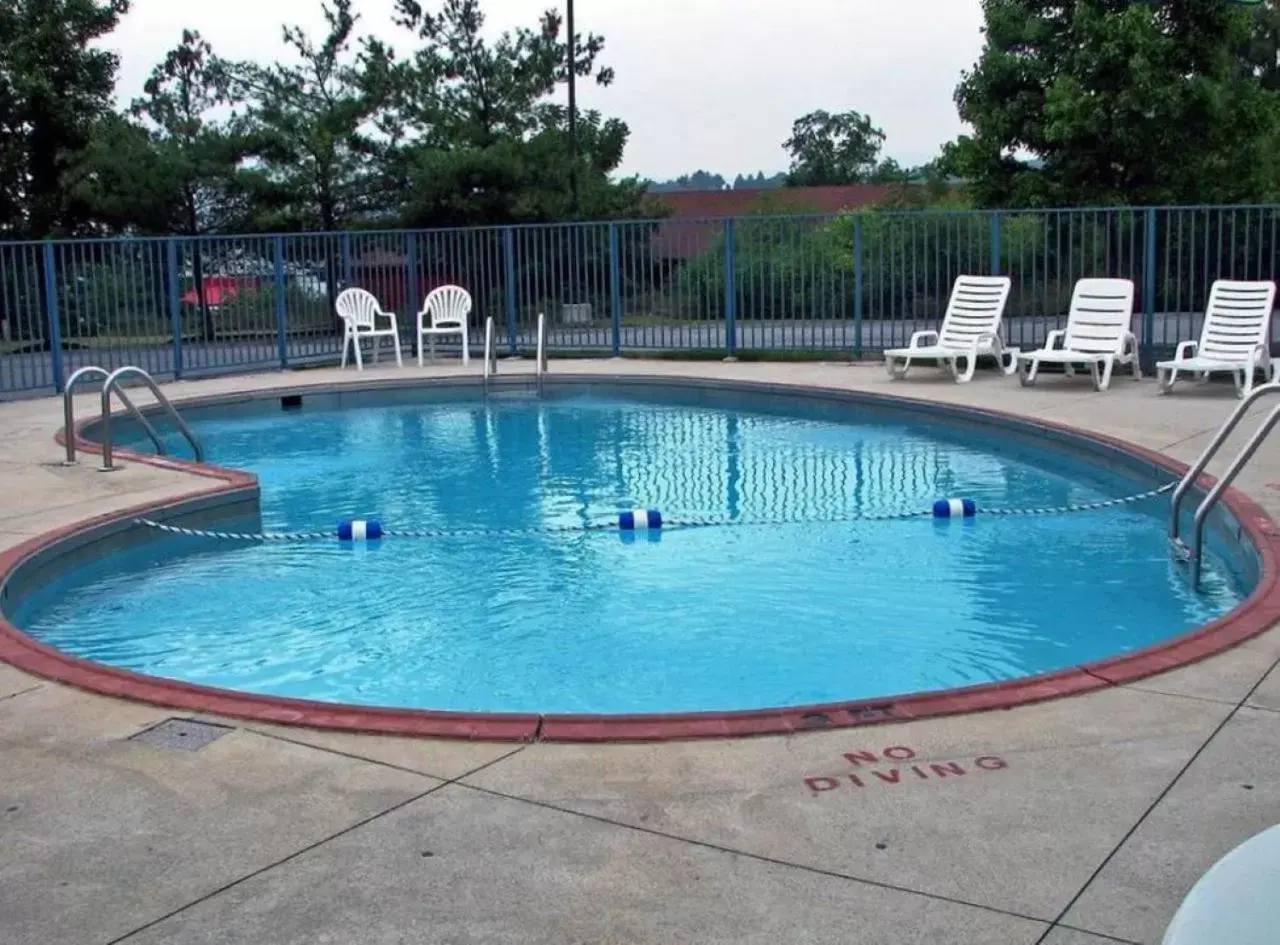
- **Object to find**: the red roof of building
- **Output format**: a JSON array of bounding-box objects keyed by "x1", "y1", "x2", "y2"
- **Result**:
[{"x1": 648, "y1": 185, "x2": 897, "y2": 259}]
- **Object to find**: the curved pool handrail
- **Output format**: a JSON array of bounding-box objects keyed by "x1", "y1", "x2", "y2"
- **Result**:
[
  {"x1": 98, "y1": 366, "x2": 204, "y2": 471},
  {"x1": 1189, "y1": 399, "x2": 1280, "y2": 587},
  {"x1": 1170, "y1": 381, "x2": 1280, "y2": 545},
  {"x1": 63, "y1": 366, "x2": 108, "y2": 464}
]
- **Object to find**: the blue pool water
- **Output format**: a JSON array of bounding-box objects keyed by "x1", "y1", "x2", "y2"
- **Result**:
[{"x1": 9, "y1": 384, "x2": 1250, "y2": 715}]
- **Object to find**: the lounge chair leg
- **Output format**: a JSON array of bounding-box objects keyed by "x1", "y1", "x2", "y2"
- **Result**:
[
  {"x1": 393, "y1": 336, "x2": 403, "y2": 368},
  {"x1": 1158, "y1": 367, "x2": 1176, "y2": 394},
  {"x1": 1018, "y1": 358, "x2": 1037, "y2": 387},
  {"x1": 885, "y1": 356, "x2": 910, "y2": 379},
  {"x1": 353, "y1": 336, "x2": 364, "y2": 371},
  {"x1": 952, "y1": 354, "x2": 976, "y2": 383},
  {"x1": 1063, "y1": 362, "x2": 1076, "y2": 378},
  {"x1": 340, "y1": 332, "x2": 350, "y2": 370},
  {"x1": 998, "y1": 349, "x2": 1018, "y2": 376},
  {"x1": 1131, "y1": 357, "x2": 1142, "y2": 381},
  {"x1": 1096, "y1": 358, "x2": 1114, "y2": 392}
]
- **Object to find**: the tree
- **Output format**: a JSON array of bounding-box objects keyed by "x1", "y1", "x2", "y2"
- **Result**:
[
  {"x1": 1242, "y1": 0, "x2": 1280, "y2": 90},
  {"x1": 227, "y1": 0, "x2": 395, "y2": 231},
  {"x1": 953, "y1": 0, "x2": 1280, "y2": 207},
  {"x1": 381, "y1": 0, "x2": 647, "y2": 226},
  {"x1": 650, "y1": 171, "x2": 728, "y2": 192},
  {"x1": 783, "y1": 110, "x2": 886, "y2": 186},
  {"x1": 0, "y1": 0, "x2": 131, "y2": 238}
]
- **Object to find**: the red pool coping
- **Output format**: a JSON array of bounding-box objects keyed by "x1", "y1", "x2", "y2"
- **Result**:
[{"x1": 1, "y1": 377, "x2": 1277, "y2": 743}]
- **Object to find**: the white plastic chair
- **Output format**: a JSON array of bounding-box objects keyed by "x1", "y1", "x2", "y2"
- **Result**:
[
  {"x1": 1017, "y1": 278, "x2": 1138, "y2": 391},
  {"x1": 336, "y1": 287, "x2": 402, "y2": 370},
  {"x1": 1157, "y1": 280, "x2": 1277, "y2": 398},
  {"x1": 1162, "y1": 823, "x2": 1280, "y2": 945},
  {"x1": 884, "y1": 275, "x2": 1017, "y2": 383},
  {"x1": 417, "y1": 285, "x2": 472, "y2": 366}
]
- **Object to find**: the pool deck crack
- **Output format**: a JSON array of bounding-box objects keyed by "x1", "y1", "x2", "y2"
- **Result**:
[
  {"x1": 104, "y1": 743, "x2": 529, "y2": 944},
  {"x1": 446, "y1": 777, "x2": 1055, "y2": 930},
  {"x1": 242, "y1": 724, "x2": 464, "y2": 781},
  {"x1": 0, "y1": 683, "x2": 44, "y2": 703},
  {"x1": 1031, "y1": 647, "x2": 1280, "y2": 943}
]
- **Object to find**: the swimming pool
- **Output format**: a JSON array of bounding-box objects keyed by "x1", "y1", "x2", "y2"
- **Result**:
[{"x1": 2, "y1": 378, "x2": 1257, "y2": 720}]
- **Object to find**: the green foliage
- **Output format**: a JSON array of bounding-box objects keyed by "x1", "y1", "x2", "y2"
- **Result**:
[
  {"x1": 784, "y1": 110, "x2": 887, "y2": 186},
  {"x1": 226, "y1": 0, "x2": 394, "y2": 232},
  {"x1": 379, "y1": 0, "x2": 647, "y2": 227},
  {"x1": 953, "y1": 0, "x2": 1280, "y2": 207},
  {"x1": 0, "y1": 0, "x2": 131, "y2": 239}
]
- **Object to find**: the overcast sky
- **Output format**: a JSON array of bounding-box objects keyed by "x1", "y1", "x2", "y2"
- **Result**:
[{"x1": 106, "y1": 0, "x2": 986, "y2": 181}]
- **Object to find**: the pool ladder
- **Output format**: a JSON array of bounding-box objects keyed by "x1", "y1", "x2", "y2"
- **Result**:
[
  {"x1": 62, "y1": 365, "x2": 203, "y2": 471},
  {"x1": 1170, "y1": 380, "x2": 1280, "y2": 588},
  {"x1": 481, "y1": 313, "x2": 548, "y2": 396}
]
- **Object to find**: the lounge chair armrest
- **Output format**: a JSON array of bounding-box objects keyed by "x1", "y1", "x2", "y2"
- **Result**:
[
  {"x1": 1044, "y1": 330, "x2": 1065, "y2": 351},
  {"x1": 1174, "y1": 340, "x2": 1197, "y2": 361},
  {"x1": 908, "y1": 330, "x2": 939, "y2": 349},
  {"x1": 377, "y1": 309, "x2": 398, "y2": 328}
]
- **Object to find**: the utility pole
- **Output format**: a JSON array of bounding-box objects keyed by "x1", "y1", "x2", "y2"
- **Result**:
[{"x1": 566, "y1": 0, "x2": 579, "y2": 218}]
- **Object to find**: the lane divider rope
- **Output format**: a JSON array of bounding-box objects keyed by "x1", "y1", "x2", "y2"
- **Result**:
[{"x1": 133, "y1": 482, "x2": 1176, "y2": 544}]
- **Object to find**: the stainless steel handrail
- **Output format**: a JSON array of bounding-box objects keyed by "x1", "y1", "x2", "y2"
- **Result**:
[
  {"x1": 535, "y1": 311, "x2": 547, "y2": 394},
  {"x1": 99, "y1": 366, "x2": 204, "y2": 470},
  {"x1": 1170, "y1": 382, "x2": 1280, "y2": 545},
  {"x1": 482, "y1": 316, "x2": 496, "y2": 393},
  {"x1": 63, "y1": 365, "x2": 164, "y2": 464},
  {"x1": 1188, "y1": 400, "x2": 1280, "y2": 587}
]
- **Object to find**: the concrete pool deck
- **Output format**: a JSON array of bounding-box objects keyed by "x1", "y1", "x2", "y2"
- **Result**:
[{"x1": 3, "y1": 358, "x2": 1280, "y2": 943}]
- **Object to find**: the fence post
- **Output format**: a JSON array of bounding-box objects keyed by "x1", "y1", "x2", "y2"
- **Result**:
[
  {"x1": 406, "y1": 231, "x2": 421, "y2": 321},
  {"x1": 1142, "y1": 207, "x2": 1157, "y2": 370},
  {"x1": 41, "y1": 242, "x2": 64, "y2": 393},
  {"x1": 339, "y1": 232, "x2": 352, "y2": 289},
  {"x1": 503, "y1": 227, "x2": 518, "y2": 354},
  {"x1": 853, "y1": 215, "x2": 864, "y2": 360},
  {"x1": 723, "y1": 219, "x2": 737, "y2": 359},
  {"x1": 166, "y1": 238, "x2": 183, "y2": 379},
  {"x1": 989, "y1": 212, "x2": 1002, "y2": 275},
  {"x1": 609, "y1": 223, "x2": 622, "y2": 356},
  {"x1": 273, "y1": 236, "x2": 288, "y2": 368}
]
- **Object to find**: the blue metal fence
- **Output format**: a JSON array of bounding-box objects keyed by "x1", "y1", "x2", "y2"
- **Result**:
[{"x1": 4, "y1": 204, "x2": 1280, "y2": 395}]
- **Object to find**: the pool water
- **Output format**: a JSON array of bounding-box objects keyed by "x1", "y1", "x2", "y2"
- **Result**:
[{"x1": 10, "y1": 386, "x2": 1249, "y2": 715}]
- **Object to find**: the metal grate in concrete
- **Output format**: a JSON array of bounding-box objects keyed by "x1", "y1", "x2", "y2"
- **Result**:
[{"x1": 128, "y1": 718, "x2": 233, "y2": 751}]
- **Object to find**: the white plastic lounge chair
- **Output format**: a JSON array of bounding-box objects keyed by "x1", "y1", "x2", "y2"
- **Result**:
[
  {"x1": 336, "y1": 287, "x2": 403, "y2": 370},
  {"x1": 1157, "y1": 280, "x2": 1277, "y2": 398},
  {"x1": 884, "y1": 275, "x2": 1017, "y2": 383},
  {"x1": 417, "y1": 284, "x2": 472, "y2": 366},
  {"x1": 1017, "y1": 278, "x2": 1138, "y2": 391}
]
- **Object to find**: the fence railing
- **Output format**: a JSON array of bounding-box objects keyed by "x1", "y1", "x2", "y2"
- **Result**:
[{"x1": 3, "y1": 204, "x2": 1280, "y2": 395}]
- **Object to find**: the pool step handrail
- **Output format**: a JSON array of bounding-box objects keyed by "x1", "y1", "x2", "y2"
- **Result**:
[
  {"x1": 62, "y1": 365, "x2": 162, "y2": 465},
  {"x1": 99, "y1": 366, "x2": 204, "y2": 471},
  {"x1": 482, "y1": 316, "x2": 496, "y2": 393},
  {"x1": 535, "y1": 312, "x2": 547, "y2": 395},
  {"x1": 1169, "y1": 380, "x2": 1280, "y2": 587}
]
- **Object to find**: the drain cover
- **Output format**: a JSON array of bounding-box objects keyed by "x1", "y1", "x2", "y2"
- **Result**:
[{"x1": 129, "y1": 718, "x2": 232, "y2": 751}]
